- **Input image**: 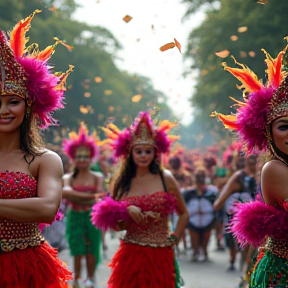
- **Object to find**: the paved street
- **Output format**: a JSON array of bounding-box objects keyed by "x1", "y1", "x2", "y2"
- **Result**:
[{"x1": 58, "y1": 231, "x2": 243, "y2": 288}]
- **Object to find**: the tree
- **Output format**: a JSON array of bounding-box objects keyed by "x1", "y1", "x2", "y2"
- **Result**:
[{"x1": 183, "y1": 0, "x2": 288, "y2": 140}]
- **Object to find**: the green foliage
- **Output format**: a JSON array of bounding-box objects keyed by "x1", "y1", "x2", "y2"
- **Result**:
[
  {"x1": 0, "y1": 0, "x2": 174, "y2": 144},
  {"x1": 184, "y1": 0, "x2": 288, "y2": 141}
]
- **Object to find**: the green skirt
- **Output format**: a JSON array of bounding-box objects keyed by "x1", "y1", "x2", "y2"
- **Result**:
[
  {"x1": 250, "y1": 250, "x2": 288, "y2": 287},
  {"x1": 65, "y1": 209, "x2": 101, "y2": 267}
]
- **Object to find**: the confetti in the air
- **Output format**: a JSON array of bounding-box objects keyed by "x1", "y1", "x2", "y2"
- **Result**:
[
  {"x1": 94, "y1": 77, "x2": 102, "y2": 83},
  {"x1": 248, "y1": 51, "x2": 256, "y2": 57},
  {"x1": 104, "y1": 90, "x2": 113, "y2": 95},
  {"x1": 214, "y1": 50, "x2": 230, "y2": 58},
  {"x1": 49, "y1": 5, "x2": 57, "y2": 11},
  {"x1": 230, "y1": 35, "x2": 238, "y2": 41},
  {"x1": 257, "y1": 0, "x2": 269, "y2": 4},
  {"x1": 160, "y1": 38, "x2": 181, "y2": 53},
  {"x1": 238, "y1": 26, "x2": 248, "y2": 33},
  {"x1": 123, "y1": 15, "x2": 132, "y2": 23},
  {"x1": 131, "y1": 94, "x2": 142, "y2": 103}
]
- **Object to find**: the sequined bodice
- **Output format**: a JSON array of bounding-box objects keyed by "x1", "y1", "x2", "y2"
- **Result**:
[
  {"x1": 0, "y1": 171, "x2": 43, "y2": 252},
  {"x1": 122, "y1": 191, "x2": 176, "y2": 247}
]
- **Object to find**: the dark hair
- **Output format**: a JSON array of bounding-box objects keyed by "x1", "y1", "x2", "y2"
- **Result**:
[
  {"x1": 113, "y1": 151, "x2": 161, "y2": 200},
  {"x1": 169, "y1": 156, "x2": 181, "y2": 170},
  {"x1": 20, "y1": 106, "x2": 44, "y2": 156}
]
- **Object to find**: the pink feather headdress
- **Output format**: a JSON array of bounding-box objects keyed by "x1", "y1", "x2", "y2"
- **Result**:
[
  {"x1": 211, "y1": 43, "x2": 288, "y2": 153},
  {"x1": 102, "y1": 111, "x2": 180, "y2": 158},
  {"x1": 62, "y1": 122, "x2": 99, "y2": 163},
  {"x1": 0, "y1": 10, "x2": 73, "y2": 128}
]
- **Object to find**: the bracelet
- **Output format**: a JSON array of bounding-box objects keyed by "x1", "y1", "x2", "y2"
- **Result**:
[{"x1": 167, "y1": 233, "x2": 179, "y2": 244}]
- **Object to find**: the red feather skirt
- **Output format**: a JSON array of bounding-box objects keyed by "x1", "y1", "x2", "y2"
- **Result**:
[
  {"x1": 0, "y1": 241, "x2": 72, "y2": 288},
  {"x1": 108, "y1": 241, "x2": 175, "y2": 288}
]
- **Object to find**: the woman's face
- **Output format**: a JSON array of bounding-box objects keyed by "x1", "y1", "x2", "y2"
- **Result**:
[
  {"x1": 131, "y1": 144, "x2": 155, "y2": 168},
  {"x1": 272, "y1": 116, "x2": 288, "y2": 155},
  {"x1": 0, "y1": 95, "x2": 26, "y2": 133},
  {"x1": 74, "y1": 147, "x2": 91, "y2": 169}
]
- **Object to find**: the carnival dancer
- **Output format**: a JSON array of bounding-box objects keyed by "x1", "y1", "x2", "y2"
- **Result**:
[
  {"x1": 62, "y1": 123, "x2": 104, "y2": 288},
  {"x1": 91, "y1": 111, "x2": 189, "y2": 288},
  {"x1": 212, "y1": 42, "x2": 288, "y2": 287},
  {"x1": 0, "y1": 10, "x2": 73, "y2": 288}
]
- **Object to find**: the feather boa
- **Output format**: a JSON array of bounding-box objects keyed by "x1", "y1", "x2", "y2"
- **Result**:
[
  {"x1": 230, "y1": 201, "x2": 288, "y2": 247},
  {"x1": 91, "y1": 197, "x2": 129, "y2": 231}
]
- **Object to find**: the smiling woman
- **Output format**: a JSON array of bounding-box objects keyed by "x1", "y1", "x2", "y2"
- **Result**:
[
  {"x1": 212, "y1": 42, "x2": 288, "y2": 287},
  {"x1": 0, "y1": 10, "x2": 73, "y2": 288},
  {"x1": 91, "y1": 111, "x2": 189, "y2": 288}
]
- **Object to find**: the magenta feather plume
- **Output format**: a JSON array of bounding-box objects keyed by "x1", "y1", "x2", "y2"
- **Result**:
[
  {"x1": 17, "y1": 57, "x2": 65, "y2": 128},
  {"x1": 91, "y1": 197, "x2": 129, "y2": 231},
  {"x1": 236, "y1": 87, "x2": 275, "y2": 153},
  {"x1": 113, "y1": 128, "x2": 131, "y2": 158},
  {"x1": 230, "y1": 201, "x2": 288, "y2": 247},
  {"x1": 155, "y1": 129, "x2": 171, "y2": 153}
]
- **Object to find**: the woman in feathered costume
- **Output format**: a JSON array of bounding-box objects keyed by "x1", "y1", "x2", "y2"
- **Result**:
[
  {"x1": 91, "y1": 110, "x2": 189, "y2": 288},
  {"x1": 62, "y1": 123, "x2": 104, "y2": 288},
  {"x1": 212, "y1": 41, "x2": 288, "y2": 287},
  {"x1": 0, "y1": 10, "x2": 73, "y2": 287}
]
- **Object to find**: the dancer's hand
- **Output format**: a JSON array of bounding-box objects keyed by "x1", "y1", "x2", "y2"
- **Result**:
[{"x1": 127, "y1": 205, "x2": 144, "y2": 224}]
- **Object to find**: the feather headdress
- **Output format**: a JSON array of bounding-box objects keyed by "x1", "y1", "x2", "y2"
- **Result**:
[
  {"x1": 0, "y1": 10, "x2": 73, "y2": 128},
  {"x1": 102, "y1": 110, "x2": 179, "y2": 158},
  {"x1": 211, "y1": 44, "x2": 288, "y2": 153},
  {"x1": 62, "y1": 122, "x2": 99, "y2": 163}
]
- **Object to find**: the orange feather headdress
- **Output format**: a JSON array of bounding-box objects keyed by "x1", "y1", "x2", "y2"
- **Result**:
[{"x1": 211, "y1": 43, "x2": 288, "y2": 153}]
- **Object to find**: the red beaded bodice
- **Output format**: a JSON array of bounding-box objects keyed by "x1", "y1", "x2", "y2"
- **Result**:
[
  {"x1": 0, "y1": 171, "x2": 44, "y2": 252},
  {"x1": 121, "y1": 191, "x2": 177, "y2": 247}
]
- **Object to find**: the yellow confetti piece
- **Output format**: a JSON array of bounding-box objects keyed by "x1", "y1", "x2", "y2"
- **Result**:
[
  {"x1": 131, "y1": 94, "x2": 142, "y2": 102},
  {"x1": 230, "y1": 35, "x2": 238, "y2": 41},
  {"x1": 238, "y1": 26, "x2": 248, "y2": 33}
]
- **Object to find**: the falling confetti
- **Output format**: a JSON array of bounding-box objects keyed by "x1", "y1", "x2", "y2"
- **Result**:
[
  {"x1": 131, "y1": 94, "x2": 142, "y2": 102},
  {"x1": 174, "y1": 38, "x2": 181, "y2": 53},
  {"x1": 123, "y1": 15, "x2": 132, "y2": 23},
  {"x1": 230, "y1": 35, "x2": 238, "y2": 41},
  {"x1": 160, "y1": 42, "x2": 175, "y2": 52},
  {"x1": 84, "y1": 92, "x2": 91, "y2": 98},
  {"x1": 94, "y1": 77, "x2": 102, "y2": 83},
  {"x1": 257, "y1": 0, "x2": 269, "y2": 4},
  {"x1": 248, "y1": 51, "x2": 256, "y2": 57},
  {"x1": 108, "y1": 106, "x2": 115, "y2": 112},
  {"x1": 201, "y1": 69, "x2": 209, "y2": 76},
  {"x1": 160, "y1": 38, "x2": 181, "y2": 53},
  {"x1": 238, "y1": 26, "x2": 248, "y2": 33},
  {"x1": 214, "y1": 50, "x2": 230, "y2": 58},
  {"x1": 80, "y1": 106, "x2": 89, "y2": 114}
]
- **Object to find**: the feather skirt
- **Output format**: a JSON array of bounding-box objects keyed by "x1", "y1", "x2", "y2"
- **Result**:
[
  {"x1": 108, "y1": 241, "x2": 176, "y2": 288},
  {"x1": 0, "y1": 241, "x2": 72, "y2": 288}
]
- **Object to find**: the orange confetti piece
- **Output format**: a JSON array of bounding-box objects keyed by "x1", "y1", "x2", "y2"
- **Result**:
[
  {"x1": 131, "y1": 94, "x2": 142, "y2": 102},
  {"x1": 84, "y1": 92, "x2": 91, "y2": 98},
  {"x1": 160, "y1": 42, "x2": 175, "y2": 52},
  {"x1": 174, "y1": 38, "x2": 181, "y2": 53},
  {"x1": 94, "y1": 77, "x2": 102, "y2": 83},
  {"x1": 240, "y1": 51, "x2": 247, "y2": 58},
  {"x1": 123, "y1": 15, "x2": 132, "y2": 23},
  {"x1": 98, "y1": 114, "x2": 104, "y2": 121},
  {"x1": 80, "y1": 106, "x2": 89, "y2": 114},
  {"x1": 201, "y1": 69, "x2": 209, "y2": 76},
  {"x1": 49, "y1": 5, "x2": 58, "y2": 11},
  {"x1": 257, "y1": 0, "x2": 269, "y2": 4},
  {"x1": 230, "y1": 35, "x2": 238, "y2": 41},
  {"x1": 238, "y1": 26, "x2": 248, "y2": 33},
  {"x1": 215, "y1": 50, "x2": 230, "y2": 58},
  {"x1": 108, "y1": 106, "x2": 114, "y2": 112},
  {"x1": 248, "y1": 51, "x2": 256, "y2": 57}
]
